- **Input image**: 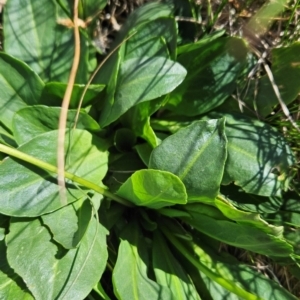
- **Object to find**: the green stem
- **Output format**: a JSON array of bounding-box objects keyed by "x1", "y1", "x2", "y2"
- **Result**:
[
  {"x1": 0, "y1": 144, "x2": 133, "y2": 207},
  {"x1": 160, "y1": 223, "x2": 263, "y2": 300}
]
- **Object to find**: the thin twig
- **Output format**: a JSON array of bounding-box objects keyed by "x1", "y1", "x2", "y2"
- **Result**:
[
  {"x1": 73, "y1": 32, "x2": 136, "y2": 129},
  {"x1": 57, "y1": 0, "x2": 81, "y2": 205},
  {"x1": 262, "y1": 59, "x2": 300, "y2": 132}
]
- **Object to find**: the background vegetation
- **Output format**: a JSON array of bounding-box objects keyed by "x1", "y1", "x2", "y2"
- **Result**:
[{"x1": 0, "y1": 0, "x2": 300, "y2": 299}]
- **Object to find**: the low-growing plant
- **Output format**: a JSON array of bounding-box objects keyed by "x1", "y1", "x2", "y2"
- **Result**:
[{"x1": 0, "y1": 0, "x2": 300, "y2": 299}]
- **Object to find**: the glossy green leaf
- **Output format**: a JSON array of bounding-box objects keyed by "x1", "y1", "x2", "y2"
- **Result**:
[
  {"x1": 99, "y1": 56, "x2": 187, "y2": 127},
  {"x1": 219, "y1": 113, "x2": 295, "y2": 197},
  {"x1": 183, "y1": 211, "x2": 293, "y2": 257},
  {"x1": 112, "y1": 222, "x2": 172, "y2": 300},
  {"x1": 0, "y1": 240, "x2": 34, "y2": 300},
  {"x1": 40, "y1": 82, "x2": 106, "y2": 108},
  {"x1": 0, "y1": 130, "x2": 108, "y2": 216},
  {"x1": 167, "y1": 37, "x2": 248, "y2": 116},
  {"x1": 0, "y1": 52, "x2": 44, "y2": 131},
  {"x1": 6, "y1": 217, "x2": 108, "y2": 300},
  {"x1": 4, "y1": 0, "x2": 90, "y2": 83},
  {"x1": 13, "y1": 106, "x2": 100, "y2": 144},
  {"x1": 152, "y1": 231, "x2": 200, "y2": 300},
  {"x1": 116, "y1": 169, "x2": 187, "y2": 209},
  {"x1": 42, "y1": 198, "x2": 92, "y2": 249},
  {"x1": 149, "y1": 119, "x2": 227, "y2": 201}
]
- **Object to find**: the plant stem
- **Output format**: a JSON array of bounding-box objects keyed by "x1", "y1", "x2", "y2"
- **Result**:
[{"x1": 0, "y1": 144, "x2": 133, "y2": 207}]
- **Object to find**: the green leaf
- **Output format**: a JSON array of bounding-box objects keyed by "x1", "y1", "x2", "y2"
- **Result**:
[
  {"x1": 135, "y1": 143, "x2": 153, "y2": 166},
  {"x1": 121, "y1": 98, "x2": 165, "y2": 147},
  {"x1": 116, "y1": 169, "x2": 187, "y2": 209},
  {"x1": 6, "y1": 217, "x2": 108, "y2": 300},
  {"x1": 245, "y1": 0, "x2": 287, "y2": 36},
  {"x1": 103, "y1": 152, "x2": 146, "y2": 193},
  {"x1": 45, "y1": 28, "x2": 91, "y2": 83},
  {"x1": 112, "y1": 2, "x2": 174, "y2": 50},
  {"x1": 112, "y1": 221, "x2": 172, "y2": 300},
  {"x1": 177, "y1": 30, "x2": 226, "y2": 55},
  {"x1": 188, "y1": 232, "x2": 298, "y2": 300},
  {"x1": 152, "y1": 231, "x2": 200, "y2": 300},
  {"x1": 265, "y1": 191, "x2": 300, "y2": 227},
  {"x1": 0, "y1": 52, "x2": 44, "y2": 131},
  {"x1": 93, "y1": 282, "x2": 112, "y2": 300},
  {"x1": 124, "y1": 18, "x2": 176, "y2": 60},
  {"x1": 114, "y1": 128, "x2": 137, "y2": 152},
  {"x1": 42, "y1": 198, "x2": 92, "y2": 249},
  {"x1": 149, "y1": 119, "x2": 227, "y2": 201},
  {"x1": 160, "y1": 224, "x2": 265, "y2": 300},
  {"x1": 243, "y1": 42, "x2": 300, "y2": 117},
  {"x1": 0, "y1": 130, "x2": 108, "y2": 216},
  {"x1": 12, "y1": 106, "x2": 100, "y2": 145},
  {"x1": 125, "y1": 36, "x2": 170, "y2": 60},
  {"x1": 0, "y1": 240, "x2": 34, "y2": 300},
  {"x1": 219, "y1": 113, "x2": 295, "y2": 197},
  {"x1": 40, "y1": 82, "x2": 106, "y2": 108},
  {"x1": 4, "y1": 0, "x2": 90, "y2": 82},
  {"x1": 139, "y1": 210, "x2": 157, "y2": 231},
  {"x1": 214, "y1": 195, "x2": 284, "y2": 237},
  {"x1": 160, "y1": 217, "x2": 193, "y2": 241},
  {"x1": 99, "y1": 57, "x2": 187, "y2": 127},
  {"x1": 0, "y1": 124, "x2": 17, "y2": 148},
  {"x1": 98, "y1": 202, "x2": 125, "y2": 231},
  {"x1": 157, "y1": 208, "x2": 191, "y2": 218},
  {"x1": 167, "y1": 37, "x2": 248, "y2": 116},
  {"x1": 3, "y1": 0, "x2": 57, "y2": 80},
  {"x1": 78, "y1": 0, "x2": 107, "y2": 19},
  {"x1": 220, "y1": 184, "x2": 283, "y2": 213},
  {"x1": 92, "y1": 49, "x2": 122, "y2": 113},
  {"x1": 182, "y1": 211, "x2": 293, "y2": 257}
]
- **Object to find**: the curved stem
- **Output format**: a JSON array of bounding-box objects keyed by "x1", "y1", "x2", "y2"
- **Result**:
[
  {"x1": 0, "y1": 144, "x2": 133, "y2": 207},
  {"x1": 57, "y1": 0, "x2": 81, "y2": 205}
]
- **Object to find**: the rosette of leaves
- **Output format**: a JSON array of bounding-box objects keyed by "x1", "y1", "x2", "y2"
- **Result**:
[{"x1": 0, "y1": 1, "x2": 300, "y2": 299}]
